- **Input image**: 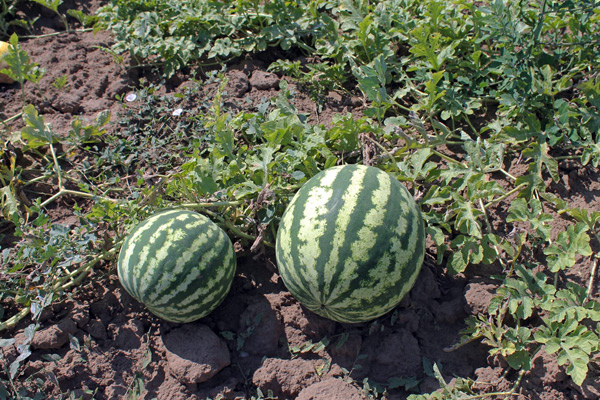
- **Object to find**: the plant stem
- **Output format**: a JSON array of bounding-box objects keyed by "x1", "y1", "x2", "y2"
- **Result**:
[
  {"x1": 181, "y1": 200, "x2": 244, "y2": 209},
  {"x1": 223, "y1": 220, "x2": 254, "y2": 241},
  {"x1": 19, "y1": 28, "x2": 92, "y2": 39},
  {"x1": 499, "y1": 168, "x2": 517, "y2": 181},
  {"x1": 363, "y1": 135, "x2": 400, "y2": 173},
  {"x1": 0, "y1": 307, "x2": 30, "y2": 331},
  {"x1": 54, "y1": 246, "x2": 119, "y2": 292},
  {"x1": 479, "y1": 198, "x2": 507, "y2": 269},
  {"x1": 444, "y1": 334, "x2": 481, "y2": 352},
  {"x1": 1, "y1": 112, "x2": 23, "y2": 126},
  {"x1": 484, "y1": 183, "x2": 527, "y2": 209},
  {"x1": 0, "y1": 246, "x2": 119, "y2": 333},
  {"x1": 23, "y1": 174, "x2": 52, "y2": 186},
  {"x1": 431, "y1": 149, "x2": 467, "y2": 168},
  {"x1": 464, "y1": 370, "x2": 525, "y2": 399},
  {"x1": 48, "y1": 142, "x2": 63, "y2": 189},
  {"x1": 40, "y1": 188, "x2": 118, "y2": 207},
  {"x1": 586, "y1": 256, "x2": 598, "y2": 302}
]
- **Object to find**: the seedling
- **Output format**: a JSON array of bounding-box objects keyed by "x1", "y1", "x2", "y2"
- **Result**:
[{"x1": 0, "y1": 34, "x2": 44, "y2": 103}]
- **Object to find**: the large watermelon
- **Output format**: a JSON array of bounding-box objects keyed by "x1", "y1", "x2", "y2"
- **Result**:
[
  {"x1": 117, "y1": 209, "x2": 236, "y2": 323},
  {"x1": 276, "y1": 164, "x2": 425, "y2": 323}
]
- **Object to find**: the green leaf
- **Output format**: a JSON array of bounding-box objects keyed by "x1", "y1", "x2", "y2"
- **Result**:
[
  {"x1": 507, "y1": 198, "x2": 553, "y2": 241},
  {"x1": 563, "y1": 208, "x2": 600, "y2": 231},
  {"x1": 450, "y1": 193, "x2": 483, "y2": 238},
  {"x1": 0, "y1": 338, "x2": 15, "y2": 347},
  {"x1": 522, "y1": 141, "x2": 559, "y2": 183},
  {"x1": 2, "y1": 34, "x2": 43, "y2": 85},
  {"x1": 556, "y1": 327, "x2": 595, "y2": 386},
  {"x1": 0, "y1": 185, "x2": 20, "y2": 221},
  {"x1": 480, "y1": 234, "x2": 500, "y2": 264},
  {"x1": 387, "y1": 376, "x2": 420, "y2": 390},
  {"x1": 421, "y1": 185, "x2": 452, "y2": 206},
  {"x1": 187, "y1": 158, "x2": 219, "y2": 196},
  {"x1": 212, "y1": 119, "x2": 235, "y2": 159},
  {"x1": 397, "y1": 148, "x2": 436, "y2": 181},
  {"x1": 505, "y1": 350, "x2": 531, "y2": 370},
  {"x1": 449, "y1": 235, "x2": 481, "y2": 274},
  {"x1": 543, "y1": 223, "x2": 592, "y2": 272},
  {"x1": 20, "y1": 105, "x2": 56, "y2": 149},
  {"x1": 542, "y1": 284, "x2": 600, "y2": 324},
  {"x1": 31, "y1": 0, "x2": 63, "y2": 13},
  {"x1": 535, "y1": 321, "x2": 597, "y2": 386},
  {"x1": 261, "y1": 111, "x2": 302, "y2": 147}
]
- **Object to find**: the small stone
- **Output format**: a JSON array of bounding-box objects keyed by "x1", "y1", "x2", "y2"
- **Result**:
[
  {"x1": 0, "y1": 55, "x2": 14, "y2": 84},
  {"x1": 350, "y1": 96, "x2": 362, "y2": 107},
  {"x1": 89, "y1": 292, "x2": 118, "y2": 324},
  {"x1": 409, "y1": 266, "x2": 442, "y2": 303},
  {"x1": 249, "y1": 70, "x2": 280, "y2": 90},
  {"x1": 579, "y1": 376, "x2": 600, "y2": 399},
  {"x1": 329, "y1": 333, "x2": 361, "y2": 370},
  {"x1": 162, "y1": 323, "x2": 231, "y2": 385},
  {"x1": 370, "y1": 329, "x2": 422, "y2": 381},
  {"x1": 432, "y1": 294, "x2": 466, "y2": 325},
  {"x1": 0, "y1": 73, "x2": 14, "y2": 84},
  {"x1": 326, "y1": 91, "x2": 342, "y2": 104},
  {"x1": 279, "y1": 295, "x2": 336, "y2": 349},
  {"x1": 393, "y1": 309, "x2": 419, "y2": 333}
]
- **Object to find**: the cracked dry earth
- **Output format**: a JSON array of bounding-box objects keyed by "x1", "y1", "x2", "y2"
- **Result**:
[{"x1": 1, "y1": 1, "x2": 600, "y2": 399}]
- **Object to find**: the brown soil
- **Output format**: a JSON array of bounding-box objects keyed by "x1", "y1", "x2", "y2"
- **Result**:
[{"x1": 1, "y1": 1, "x2": 599, "y2": 399}]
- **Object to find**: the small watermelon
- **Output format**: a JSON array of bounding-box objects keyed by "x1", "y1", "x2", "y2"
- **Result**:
[
  {"x1": 118, "y1": 209, "x2": 236, "y2": 323},
  {"x1": 276, "y1": 164, "x2": 425, "y2": 323}
]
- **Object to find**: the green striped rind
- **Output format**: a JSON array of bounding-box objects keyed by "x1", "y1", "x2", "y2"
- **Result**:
[
  {"x1": 117, "y1": 209, "x2": 236, "y2": 323},
  {"x1": 276, "y1": 164, "x2": 425, "y2": 323}
]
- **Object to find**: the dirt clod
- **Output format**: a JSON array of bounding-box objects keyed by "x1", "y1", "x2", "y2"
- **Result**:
[
  {"x1": 464, "y1": 281, "x2": 497, "y2": 315},
  {"x1": 249, "y1": 70, "x2": 280, "y2": 90},
  {"x1": 297, "y1": 377, "x2": 365, "y2": 400},
  {"x1": 252, "y1": 357, "x2": 322, "y2": 399},
  {"x1": 369, "y1": 329, "x2": 422, "y2": 381},
  {"x1": 161, "y1": 323, "x2": 231, "y2": 384},
  {"x1": 530, "y1": 346, "x2": 568, "y2": 386},
  {"x1": 31, "y1": 318, "x2": 77, "y2": 349},
  {"x1": 239, "y1": 296, "x2": 285, "y2": 357},
  {"x1": 226, "y1": 70, "x2": 250, "y2": 97}
]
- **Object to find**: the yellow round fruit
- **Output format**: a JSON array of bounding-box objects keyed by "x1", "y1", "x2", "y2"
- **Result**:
[{"x1": 0, "y1": 41, "x2": 15, "y2": 84}]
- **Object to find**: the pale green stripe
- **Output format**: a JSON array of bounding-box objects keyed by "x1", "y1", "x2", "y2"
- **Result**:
[
  {"x1": 326, "y1": 170, "x2": 391, "y2": 305},
  {"x1": 146, "y1": 230, "x2": 219, "y2": 305},
  {"x1": 125, "y1": 211, "x2": 184, "y2": 294},
  {"x1": 332, "y1": 207, "x2": 423, "y2": 314},
  {"x1": 175, "y1": 245, "x2": 234, "y2": 308},
  {"x1": 321, "y1": 165, "x2": 370, "y2": 304},
  {"x1": 282, "y1": 167, "x2": 340, "y2": 302},
  {"x1": 140, "y1": 222, "x2": 204, "y2": 300}
]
